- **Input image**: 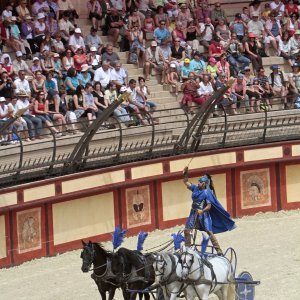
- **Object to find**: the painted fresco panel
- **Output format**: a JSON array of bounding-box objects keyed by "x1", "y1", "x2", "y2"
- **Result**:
[
  {"x1": 16, "y1": 208, "x2": 42, "y2": 254},
  {"x1": 240, "y1": 169, "x2": 271, "y2": 209},
  {"x1": 0, "y1": 215, "x2": 6, "y2": 259},
  {"x1": 286, "y1": 164, "x2": 300, "y2": 203},
  {"x1": 125, "y1": 186, "x2": 151, "y2": 228}
]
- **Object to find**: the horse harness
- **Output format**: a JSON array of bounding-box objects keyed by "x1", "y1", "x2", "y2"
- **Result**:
[{"x1": 181, "y1": 250, "x2": 218, "y2": 294}]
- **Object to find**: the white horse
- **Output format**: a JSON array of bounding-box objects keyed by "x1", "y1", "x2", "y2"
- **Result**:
[
  {"x1": 180, "y1": 246, "x2": 235, "y2": 300},
  {"x1": 153, "y1": 251, "x2": 187, "y2": 300}
]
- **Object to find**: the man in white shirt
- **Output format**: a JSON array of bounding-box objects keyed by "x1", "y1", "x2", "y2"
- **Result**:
[
  {"x1": 69, "y1": 28, "x2": 86, "y2": 53},
  {"x1": 199, "y1": 18, "x2": 214, "y2": 50},
  {"x1": 12, "y1": 51, "x2": 34, "y2": 76},
  {"x1": 32, "y1": 0, "x2": 50, "y2": 15},
  {"x1": 59, "y1": 12, "x2": 75, "y2": 42},
  {"x1": 93, "y1": 61, "x2": 112, "y2": 89},
  {"x1": 111, "y1": 61, "x2": 128, "y2": 87},
  {"x1": 247, "y1": 13, "x2": 265, "y2": 40},
  {"x1": 13, "y1": 71, "x2": 31, "y2": 97}
]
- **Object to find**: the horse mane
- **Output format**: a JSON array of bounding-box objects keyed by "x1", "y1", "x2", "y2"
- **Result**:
[{"x1": 93, "y1": 243, "x2": 113, "y2": 258}]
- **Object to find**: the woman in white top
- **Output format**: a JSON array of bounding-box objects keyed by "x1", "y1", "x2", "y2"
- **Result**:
[
  {"x1": 197, "y1": 74, "x2": 214, "y2": 104},
  {"x1": 62, "y1": 49, "x2": 74, "y2": 75}
]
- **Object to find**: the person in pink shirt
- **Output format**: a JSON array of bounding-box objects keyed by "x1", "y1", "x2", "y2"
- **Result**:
[{"x1": 216, "y1": 53, "x2": 230, "y2": 80}]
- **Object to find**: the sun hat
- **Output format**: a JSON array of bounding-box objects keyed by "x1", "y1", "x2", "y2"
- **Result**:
[
  {"x1": 75, "y1": 28, "x2": 82, "y2": 34},
  {"x1": 237, "y1": 74, "x2": 244, "y2": 79},
  {"x1": 0, "y1": 97, "x2": 6, "y2": 102},
  {"x1": 170, "y1": 63, "x2": 176, "y2": 68},
  {"x1": 120, "y1": 86, "x2": 128, "y2": 93},
  {"x1": 33, "y1": 57, "x2": 39, "y2": 61},
  {"x1": 81, "y1": 64, "x2": 90, "y2": 72},
  {"x1": 37, "y1": 12, "x2": 45, "y2": 19},
  {"x1": 295, "y1": 30, "x2": 300, "y2": 35},
  {"x1": 90, "y1": 46, "x2": 97, "y2": 52},
  {"x1": 252, "y1": 12, "x2": 259, "y2": 17},
  {"x1": 16, "y1": 51, "x2": 23, "y2": 57},
  {"x1": 151, "y1": 41, "x2": 157, "y2": 47},
  {"x1": 184, "y1": 58, "x2": 190, "y2": 63},
  {"x1": 11, "y1": 16, "x2": 17, "y2": 21},
  {"x1": 53, "y1": 53, "x2": 60, "y2": 58},
  {"x1": 17, "y1": 90, "x2": 28, "y2": 97},
  {"x1": 248, "y1": 32, "x2": 256, "y2": 38}
]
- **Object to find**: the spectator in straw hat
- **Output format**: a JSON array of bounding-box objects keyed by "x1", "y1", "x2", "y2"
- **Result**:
[
  {"x1": 78, "y1": 64, "x2": 92, "y2": 87},
  {"x1": 69, "y1": 28, "x2": 86, "y2": 53}
]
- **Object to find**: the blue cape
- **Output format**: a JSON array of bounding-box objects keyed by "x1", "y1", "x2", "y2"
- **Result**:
[{"x1": 205, "y1": 189, "x2": 236, "y2": 234}]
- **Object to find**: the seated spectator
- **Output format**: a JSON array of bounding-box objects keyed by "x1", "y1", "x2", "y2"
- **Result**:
[
  {"x1": 227, "y1": 33, "x2": 250, "y2": 76},
  {"x1": 144, "y1": 41, "x2": 163, "y2": 81},
  {"x1": 73, "y1": 46, "x2": 88, "y2": 72},
  {"x1": 94, "y1": 60, "x2": 112, "y2": 89},
  {"x1": 34, "y1": 13, "x2": 47, "y2": 47},
  {"x1": 85, "y1": 27, "x2": 103, "y2": 52},
  {"x1": 105, "y1": 9, "x2": 124, "y2": 48},
  {"x1": 261, "y1": 3, "x2": 272, "y2": 21},
  {"x1": 190, "y1": 52, "x2": 206, "y2": 78},
  {"x1": 177, "y1": 3, "x2": 191, "y2": 29},
  {"x1": 53, "y1": 53, "x2": 63, "y2": 82},
  {"x1": 101, "y1": 44, "x2": 120, "y2": 65},
  {"x1": 58, "y1": 11, "x2": 75, "y2": 42},
  {"x1": 257, "y1": 67, "x2": 274, "y2": 103},
  {"x1": 215, "y1": 73, "x2": 237, "y2": 114},
  {"x1": 46, "y1": 14, "x2": 59, "y2": 38},
  {"x1": 87, "y1": 0, "x2": 102, "y2": 31},
  {"x1": 0, "y1": 70, "x2": 14, "y2": 100},
  {"x1": 16, "y1": 0, "x2": 31, "y2": 21},
  {"x1": 290, "y1": 30, "x2": 300, "y2": 58},
  {"x1": 31, "y1": 57, "x2": 42, "y2": 75},
  {"x1": 41, "y1": 50, "x2": 55, "y2": 75},
  {"x1": 247, "y1": 13, "x2": 265, "y2": 40},
  {"x1": 279, "y1": 32, "x2": 292, "y2": 66},
  {"x1": 12, "y1": 51, "x2": 33, "y2": 77},
  {"x1": 1, "y1": 54, "x2": 15, "y2": 78},
  {"x1": 111, "y1": 61, "x2": 128, "y2": 87},
  {"x1": 244, "y1": 32, "x2": 263, "y2": 74},
  {"x1": 78, "y1": 64, "x2": 92, "y2": 87},
  {"x1": 181, "y1": 71, "x2": 201, "y2": 113},
  {"x1": 62, "y1": 48, "x2": 75, "y2": 75},
  {"x1": 230, "y1": 13, "x2": 248, "y2": 42},
  {"x1": 14, "y1": 70, "x2": 31, "y2": 97},
  {"x1": 83, "y1": 83, "x2": 98, "y2": 125},
  {"x1": 285, "y1": 0, "x2": 298, "y2": 17},
  {"x1": 286, "y1": 13, "x2": 298, "y2": 37},
  {"x1": 69, "y1": 28, "x2": 86, "y2": 53},
  {"x1": 241, "y1": 7, "x2": 250, "y2": 23},
  {"x1": 172, "y1": 22, "x2": 186, "y2": 42},
  {"x1": 44, "y1": 71, "x2": 59, "y2": 99},
  {"x1": 57, "y1": 0, "x2": 79, "y2": 22},
  {"x1": 31, "y1": 0, "x2": 50, "y2": 16},
  {"x1": 128, "y1": 8, "x2": 142, "y2": 30},
  {"x1": 216, "y1": 53, "x2": 230, "y2": 80},
  {"x1": 33, "y1": 91, "x2": 62, "y2": 136},
  {"x1": 92, "y1": 82, "x2": 108, "y2": 115},
  {"x1": 197, "y1": 74, "x2": 214, "y2": 105},
  {"x1": 47, "y1": 94, "x2": 68, "y2": 134},
  {"x1": 0, "y1": 97, "x2": 13, "y2": 144},
  {"x1": 167, "y1": 63, "x2": 180, "y2": 95},
  {"x1": 15, "y1": 91, "x2": 43, "y2": 140},
  {"x1": 181, "y1": 58, "x2": 193, "y2": 81},
  {"x1": 264, "y1": 12, "x2": 282, "y2": 56},
  {"x1": 211, "y1": 2, "x2": 227, "y2": 26},
  {"x1": 268, "y1": 64, "x2": 288, "y2": 108},
  {"x1": 199, "y1": 17, "x2": 214, "y2": 51},
  {"x1": 21, "y1": 16, "x2": 38, "y2": 55},
  {"x1": 157, "y1": 41, "x2": 172, "y2": 84},
  {"x1": 206, "y1": 57, "x2": 218, "y2": 78},
  {"x1": 231, "y1": 74, "x2": 247, "y2": 109},
  {"x1": 194, "y1": 1, "x2": 211, "y2": 24},
  {"x1": 154, "y1": 20, "x2": 171, "y2": 44},
  {"x1": 64, "y1": 67, "x2": 80, "y2": 95},
  {"x1": 1, "y1": 3, "x2": 13, "y2": 21},
  {"x1": 215, "y1": 18, "x2": 231, "y2": 49},
  {"x1": 208, "y1": 37, "x2": 224, "y2": 60},
  {"x1": 170, "y1": 38, "x2": 185, "y2": 69},
  {"x1": 87, "y1": 46, "x2": 101, "y2": 71},
  {"x1": 155, "y1": 6, "x2": 170, "y2": 28},
  {"x1": 136, "y1": 76, "x2": 157, "y2": 114},
  {"x1": 186, "y1": 19, "x2": 201, "y2": 52},
  {"x1": 270, "y1": 0, "x2": 285, "y2": 21},
  {"x1": 288, "y1": 62, "x2": 300, "y2": 107},
  {"x1": 52, "y1": 32, "x2": 66, "y2": 55},
  {"x1": 247, "y1": 77, "x2": 266, "y2": 112},
  {"x1": 249, "y1": 0, "x2": 262, "y2": 18},
  {"x1": 32, "y1": 70, "x2": 47, "y2": 96},
  {"x1": 128, "y1": 25, "x2": 145, "y2": 67},
  {"x1": 40, "y1": 34, "x2": 53, "y2": 54},
  {"x1": 7, "y1": 97, "x2": 30, "y2": 141},
  {"x1": 105, "y1": 83, "x2": 130, "y2": 124},
  {"x1": 144, "y1": 10, "x2": 155, "y2": 32}
]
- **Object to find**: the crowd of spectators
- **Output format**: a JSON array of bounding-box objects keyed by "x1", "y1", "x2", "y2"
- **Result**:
[{"x1": 1, "y1": 0, "x2": 300, "y2": 144}]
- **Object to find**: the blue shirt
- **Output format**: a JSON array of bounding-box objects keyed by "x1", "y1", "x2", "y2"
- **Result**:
[
  {"x1": 78, "y1": 72, "x2": 92, "y2": 88},
  {"x1": 153, "y1": 28, "x2": 170, "y2": 43},
  {"x1": 190, "y1": 59, "x2": 206, "y2": 73},
  {"x1": 181, "y1": 65, "x2": 193, "y2": 77}
]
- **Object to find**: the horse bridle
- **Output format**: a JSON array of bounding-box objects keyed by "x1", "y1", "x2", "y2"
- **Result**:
[
  {"x1": 81, "y1": 243, "x2": 96, "y2": 270},
  {"x1": 181, "y1": 251, "x2": 195, "y2": 276}
]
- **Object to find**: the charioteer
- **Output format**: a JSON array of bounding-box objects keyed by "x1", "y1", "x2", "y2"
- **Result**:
[{"x1": 182, "y1": 166, "x2": 236, "y2": 255}]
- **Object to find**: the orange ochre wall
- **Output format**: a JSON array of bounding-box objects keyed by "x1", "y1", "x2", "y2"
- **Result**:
[{"x1": 0, "y1": 141, "x2": 300, "y2": 268}]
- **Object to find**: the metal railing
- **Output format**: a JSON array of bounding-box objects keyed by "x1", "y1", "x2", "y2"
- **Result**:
[{"x1": 0, "y1": 95, "x2": 300, "y2": 189}]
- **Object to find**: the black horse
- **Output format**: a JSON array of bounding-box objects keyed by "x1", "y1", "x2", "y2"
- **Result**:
[
  {"x1": 80, "y1": 241, "x2": 119, "y2": 300},
  {"x1": 111, "y1": 247, "x2": 155, "y2": 300}
]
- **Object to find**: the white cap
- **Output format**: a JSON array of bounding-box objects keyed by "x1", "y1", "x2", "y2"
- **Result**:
[
  {"x1": 0, "y1": 97, "x2": 6, "y2": 102},
  {"x1": 74, "y1": 28, "x2": 82, "y2": 34},
  {"x1": 90, "y1": 46, "x2": 97, "y2": 52},
  {"x1": 33, "y1": 56, "x2": 39, "y2": 61},
  {"x1": 37, "y1": 12, "x2": 45, "y2": 19},
  {"x1": 11, "y1": 16, "x2": 17, "y2": 21},
  {"x1": 170, "y1": 63, "x2": 176, "y2": 68},
  {"x1": 16, "y1": 51, "x2": 23, "y2": 57},
  {"x1": 53, "y1": 53, "x2": 60, "y2": 58},
  {"x1": 120, "y1": 86, "x2": 128, "y2": 93}
]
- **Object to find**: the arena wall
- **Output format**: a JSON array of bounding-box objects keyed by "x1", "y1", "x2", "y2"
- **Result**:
[{"x1": 1, "y1": 141, "x2": 300, "y2": 268}]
